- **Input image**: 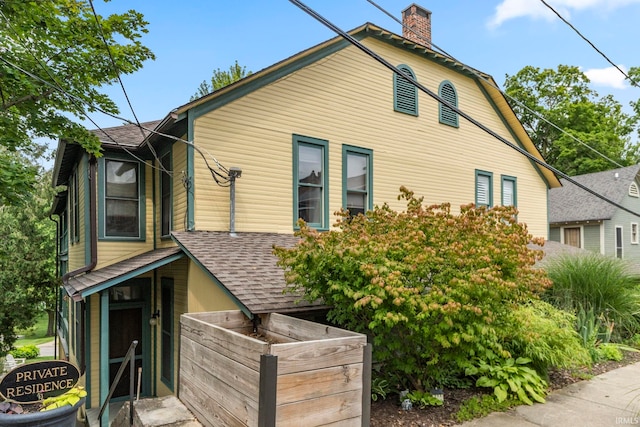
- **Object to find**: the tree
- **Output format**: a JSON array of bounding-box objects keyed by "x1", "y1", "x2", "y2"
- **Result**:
[
  {"x1": 504, "y1": 65, "x2": 639, "y2": 176},
  {"x1": 190, "y1": 60, "x2": 252, "y2": 101},
  {"x1": 0, "y1": 160, "x2": 58, "y2": 356},
  {"x1": 275, "y1": 188, "x2": 552, "y2": 392},
  {"x1": 0, "y1": 0, "x2": 154, "y2": 203}
]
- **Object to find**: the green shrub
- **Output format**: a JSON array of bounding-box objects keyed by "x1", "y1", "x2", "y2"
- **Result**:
[
  {"x1": 465, "y1": 357, "x2": 547, "y2": 405},
  {"x1": 275, "y1": 188, "x2": 551, "y2": 391},
  {"x1": 455, "y1": 394, "x2": 517, "y2": 422},
  {"x1": 499, "y1": 300, "x2": 591, "y2": 375},
  {"x1": 371, "y1": 377, "x2": 391, "y2": 401},
  {"x1": 405, "y1": 390, "x2": 444, "y2": 408},
  {"x1": 544, "y1": 253, "x2": 640, "y2": 340},
  {"x1": 596, "y1": 343, "x2": 623, "y2": 361},
  {"x1": 10, "y1": 344, "x2": 39, "y2": 359}
]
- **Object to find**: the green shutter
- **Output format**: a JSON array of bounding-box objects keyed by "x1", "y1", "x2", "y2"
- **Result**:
[
  {"x1": 439, "y1": 81, "x2": 459, "y2": 127},
  {"x1": 394, "y1": 64, "x2": 418, "y2": 116}
]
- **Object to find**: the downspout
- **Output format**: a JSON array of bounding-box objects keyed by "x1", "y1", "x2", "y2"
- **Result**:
[
  {"x1": 62, "y1": 155, "x2": 98, "y2": 299},
  {"x1": 49, "y1": 214, "x2": 60, "y2": 360},
  {"x1": 229, "y1": 167, "x2": 242, "y2": 237}
]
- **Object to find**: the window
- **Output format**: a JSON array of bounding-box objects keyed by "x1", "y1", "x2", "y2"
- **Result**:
[
  {"x1": 438, "y1": 81, "x2": 458, "y2": 127},
  {"x1": 70, "y1": 171, "x2": 80, "y2": 243},
  {"x1": 632, "y1": 223, "x2": 638, "y2": 245},
  {"x1": 501, "y1": 175, "x2": 517, "y2": 207},
  {"x1": 100, "y1": 158, "x2": 144, "y2": 239},
  {"x1": 293, "y1": 135, "x2": 328, "y2": 229},
  {"x1": 475, "y1": 170, "x2": 493, "y2": 207},
  {"x1": 563, "y1": 227, "x2": 581, "y2": 248},
  {"x1": 160, "y1": 152, "x2": 172, "y2": 237},
  {"x1": 616, "y1": 226, "x2": 623, "y2": 258},
  {"x1": 394, "y1": 64, "x2": 418, "y2": 116},
  {"x1": 343, "y1": 146, "x2": 372, "y2": 217},
  {"x1": 161, "y1": 278, "x2": 174, "y2": 389}
]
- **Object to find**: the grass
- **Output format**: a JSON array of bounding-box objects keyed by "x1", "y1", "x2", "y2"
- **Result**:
[{"x1": 14, "y1": 312, "x2": 54, "y2": 347}]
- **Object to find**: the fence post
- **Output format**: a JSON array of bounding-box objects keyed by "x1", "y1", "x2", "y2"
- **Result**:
[
  {"x1": 258, "y1": 354, "x2": 278, "y2": 427},
  {"x1": 362, "y1": 342, "x2": 372, "y2": 427}
]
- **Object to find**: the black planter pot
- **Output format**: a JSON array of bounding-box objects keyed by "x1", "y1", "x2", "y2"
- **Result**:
[{"x1": 0, "y1": 398, "x2": 85, "y2": 427}]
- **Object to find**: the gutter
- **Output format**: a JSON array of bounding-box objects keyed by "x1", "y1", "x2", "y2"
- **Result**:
[{"x1": 62, "y1": 156, "x2": 98, "y2": 301}]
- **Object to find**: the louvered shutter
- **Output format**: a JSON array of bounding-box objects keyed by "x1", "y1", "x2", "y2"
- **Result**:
[
  {"x1": 439, "y1": 82, "x2": 458, "y2": 127},
  {"x1": 477, "y1": 174, "x2": 490, "y2": 206},
  {"x1": 394, "y1": 65, "x2": 418, "y2": 115}
]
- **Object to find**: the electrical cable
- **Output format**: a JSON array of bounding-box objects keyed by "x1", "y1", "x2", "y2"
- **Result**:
[
  {"x1": 366, "y1": 0, "x2": 624, "y2": 169},
  {"x1": 540, "y1": 0, "x2": 640, "y2": 89},
  {"x1": 289, "y1": 0, "x2": 640, "y2": 218}
]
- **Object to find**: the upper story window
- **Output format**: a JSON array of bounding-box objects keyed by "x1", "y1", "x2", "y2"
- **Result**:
[
  {"x1": 99, "y1": 157, "x2": 145, "y2": 240},
  {"x1": 438, "y1": 80, "x2": 459, "y2": 127},
  {"x1": 475, "y1": 170, "x2": 493, "y2": 208},
  {"x1": 293, "y1": 134, "x2": 328, "y2": 230},
  {"x1": 343, "y1": 145, "x2": 372, "y2": 217},
  {"x1": 160, "y1": 152, "x2": 172, "y2": 237},
  {"x1": 70, "y1": 170, "x2": 80, "y2": 243},
  {"x1": 394, "y1": 64, "x2": 418, "y2": 116},
  {"x1": 501, "y1": 175, "x2": 517, "y2": 207}
]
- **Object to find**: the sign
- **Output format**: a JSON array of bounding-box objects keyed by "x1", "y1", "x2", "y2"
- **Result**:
[{"x1": 0, "y1": 360, "x2": 80, "y2": 403}]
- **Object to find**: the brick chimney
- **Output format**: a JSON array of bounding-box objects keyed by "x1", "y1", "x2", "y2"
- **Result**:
[{"x1": 402, "y1": 4, "x2": 432, "y2": 48}]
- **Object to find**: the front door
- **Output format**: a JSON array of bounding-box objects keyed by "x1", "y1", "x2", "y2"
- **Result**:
[{"x1": 108, "y1": 279, "x2": 150, "y2": 400}]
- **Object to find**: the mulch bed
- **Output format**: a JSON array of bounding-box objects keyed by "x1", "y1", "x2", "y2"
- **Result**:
[{"x1": 370, "y1": 350, "x2": 640, "y2": 426}]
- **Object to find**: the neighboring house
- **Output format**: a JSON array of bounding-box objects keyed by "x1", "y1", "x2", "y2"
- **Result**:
[
  {"x1": 549, "y1": 164, "x2": 640, "y2": 263},
  {"x1": 50, "y1": 4, "x2": 560, "y2": 422}
]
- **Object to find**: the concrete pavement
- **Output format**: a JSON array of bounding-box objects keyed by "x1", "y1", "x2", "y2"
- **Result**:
[
  {"x1": 460, "y1": 361, "x2": 640, "y2": 427},
  {"x1": 37, "y1": 339, "x2": 55, "y2": 357}
]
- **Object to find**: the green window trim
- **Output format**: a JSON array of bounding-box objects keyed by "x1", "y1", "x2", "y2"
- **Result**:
[
  {"x1": 160, "y1": 278, "x2": 174, "y2": 390},
  {"x1": 501, "y1": 175, "x2": 517, "y2": 207},
  {"x1": 394, "y1": 64, "x2": 418, "y2": 116},
  {"x1": 98, "y1": 155, "x2": 146, "y2": 241},
  {"x1": 342, "y1": 145, "x2": 373, "y2": 217},
  {"x1": 292, "y1": 134, "x2": 329, "y2": 230},
  {"x1": 438, "y1": 80, "x2": 459, "y2": 127},
  {"x1": 475, "y1": 170, "x2": 493, "y2": 208},
  {"x1": 159, "y1": 150, "x2": 173, "y2": 238}
]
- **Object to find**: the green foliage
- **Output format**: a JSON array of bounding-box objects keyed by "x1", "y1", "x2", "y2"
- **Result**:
[
  {"x1": 504, "y1": 65, "x2": 640, "y2": 175},
  {"x1": 371, "y1": 377, "x2": 391, "y2": 402},
  {"x1": 0, "y1": 0, "x2": 154, "y2": 201},
  {"x1": 190, "y1": 60, "x2": 252, "y2": 100},
  {"x1": 499, "y1": 300, "x2": 591, "y2": 375},
  {"x1": 10, "y1": 345, "x2": 39, "y2": 360},
  {"x1": 465, "y1": 357, "x2": 547, "y2": 405},
  {"x1": 275, "y1": 187, "x2": 551, "y2": 391},
  {"x1": 455, "y1": 394, "x2": 517, "y2": 422},
  {"x1": 405, "y1": 390, "x2": 444, "y2": 408},
  {"x1": 596, "y1": 343, "x2": 623, "y2": 362},
  {"x1": 544, "y1": 253, "x2": 640, "y2": 340},
  {"x1": 41, "y1": 386, "x2": 86, "y2": 411}
]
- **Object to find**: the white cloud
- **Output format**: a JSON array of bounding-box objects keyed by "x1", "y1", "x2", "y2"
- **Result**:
[
  {"x1": 583, "y1": 65, "x2": 629, "y2": 89},
  {"x1": 488, "y1": 0, "x2": 640, "y2": 28}
]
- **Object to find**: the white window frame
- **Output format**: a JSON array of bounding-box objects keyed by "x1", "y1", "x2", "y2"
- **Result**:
[
  {"x1": 560, "y1": 225, "x2": 583, "y2": 249},
  {"x1": 631, "y1": 223, "x2": 639, "y2": 245}
]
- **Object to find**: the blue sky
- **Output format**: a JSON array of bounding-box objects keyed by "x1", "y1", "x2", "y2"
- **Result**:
[{"x1": 85, "y1": 0, "x2": 640, "y2": 131}]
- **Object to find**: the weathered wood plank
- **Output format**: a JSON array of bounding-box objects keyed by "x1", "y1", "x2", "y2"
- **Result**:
[
  {"x1": 181, "y1": 318, "x2": 266, "y2": 371},
  {"x1": 319, "y1": 417, "x2": 362, "y2": 427},
  {"x1": 276, "y1": 363, "x2": 362, "y2": 405},
  {"x1": 181, "y1": 335, "x2": 261, "y2": 398},
  {"x1": 180, "y1": 377, "x2": 250, "y2": 427},
  {"x1": 185, "y1": 310, "x2": 252, "y2": 329},
  {"x1": 263, "y1": 313, "x2": 362, "y2": 340},
  {"x1": 275, "y1": 389, "x2": 363, "y2": 427},
  {"x1": 270, "y1": 337, "x2": 365, "y2": 374}
]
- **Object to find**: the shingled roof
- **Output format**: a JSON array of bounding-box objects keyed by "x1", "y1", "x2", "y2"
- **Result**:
[
  {"x1": 171, "y1": 231, "x2": 325, "y2": 315},
  {"x1": 91, "y1": 120, "x2": 162, "y2": 148},
  {"x1": 549, "y1": 164, "x2": 640, "y2": 224}
]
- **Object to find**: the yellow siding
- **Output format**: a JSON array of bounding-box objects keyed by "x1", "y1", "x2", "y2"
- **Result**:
[
  {"x1": 191, "y1": 38, "x2": 549, "y2": 238},
  {"x1": 187, "y1": 260, "x2": 238, "y2": 313},
  {"x1": 69, "y1": 159, "x2": 87, "y2": 271},
  {"x1": 96, "y1": 163, "x2": 155, "y2": 269},
  {"x1": 172, "y1": 139, "x2": 188, "y2": 233}
]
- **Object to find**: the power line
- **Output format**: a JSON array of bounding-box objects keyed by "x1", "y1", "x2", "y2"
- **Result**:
[
  {"x1": 365, "y1": 0, "x2": 624, "y2": 169},
  {"x1": 288, "y1": 0, "x2": 640, "y2": 219},
  {"x1": 539, "y1": 0, "x2": 640, "y2": 89}
]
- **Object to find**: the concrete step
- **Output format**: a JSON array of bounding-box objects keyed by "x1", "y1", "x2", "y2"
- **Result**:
[{"x1": 111, "y1": 396, "x2": 201, "y2": 427}]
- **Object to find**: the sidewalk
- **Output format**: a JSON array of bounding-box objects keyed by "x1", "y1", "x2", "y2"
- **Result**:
[
  {"x1": 37, "y1": 339, "x2": 55, "y2": 357},
  {"x1": 460, "y1": 361, "x2": 640, "y2": 427}
]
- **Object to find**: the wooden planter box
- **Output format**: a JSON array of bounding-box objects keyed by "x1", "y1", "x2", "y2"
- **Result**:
[{"x1": 179, "y1": 310, "x2": 370, "y2": 427}]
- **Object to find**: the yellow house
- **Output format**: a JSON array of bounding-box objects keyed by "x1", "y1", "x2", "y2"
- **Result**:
[{"x1": 50, "y1": 5, "x2": 560, "y2": 425}]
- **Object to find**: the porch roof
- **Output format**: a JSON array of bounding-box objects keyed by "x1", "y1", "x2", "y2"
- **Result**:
[
  {"x1": 64, "y1": 247, "x2": 184, "y2": 301},
  {"x1": 171, "y1": 231, "x2": 325, "y2": 316}
]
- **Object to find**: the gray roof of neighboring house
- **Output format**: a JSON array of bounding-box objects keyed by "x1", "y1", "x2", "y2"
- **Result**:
[
  {"x1": 91, "y1": 120, "x2": 162, "y2": 148},
  {"x1": 548, "y1": 164, "x2": 640, "y2": 224},
  {"x1": 171, "y1": 231, "x2": 326, "y2": 315}
]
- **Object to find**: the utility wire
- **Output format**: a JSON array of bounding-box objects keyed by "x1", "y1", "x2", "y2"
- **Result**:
[
  {"x1": 540, "y1": 0, "x2": 640, "y2": 89},
  {"x1": 366, "y1": 0, "x2": 624, "y2": 169},
  {"x1": 289, "y1": 0, "x2": 640, "y2": 218}
]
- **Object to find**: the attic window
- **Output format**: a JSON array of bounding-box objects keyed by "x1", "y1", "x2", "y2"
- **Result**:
[
  {"x1": 630, "y1": 182, "x2": 639, "y2": 198},
  {"x1": 438, "y1": 81, "x2": 458, "y2": 127},
  {"x1": 394, "y1": 64, "x2": 418, "y2": 116}
]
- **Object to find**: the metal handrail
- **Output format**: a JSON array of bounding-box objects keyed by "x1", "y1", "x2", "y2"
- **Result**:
[{"x1": 98, "y1": 340, "x2": 138, "y2": 426}]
